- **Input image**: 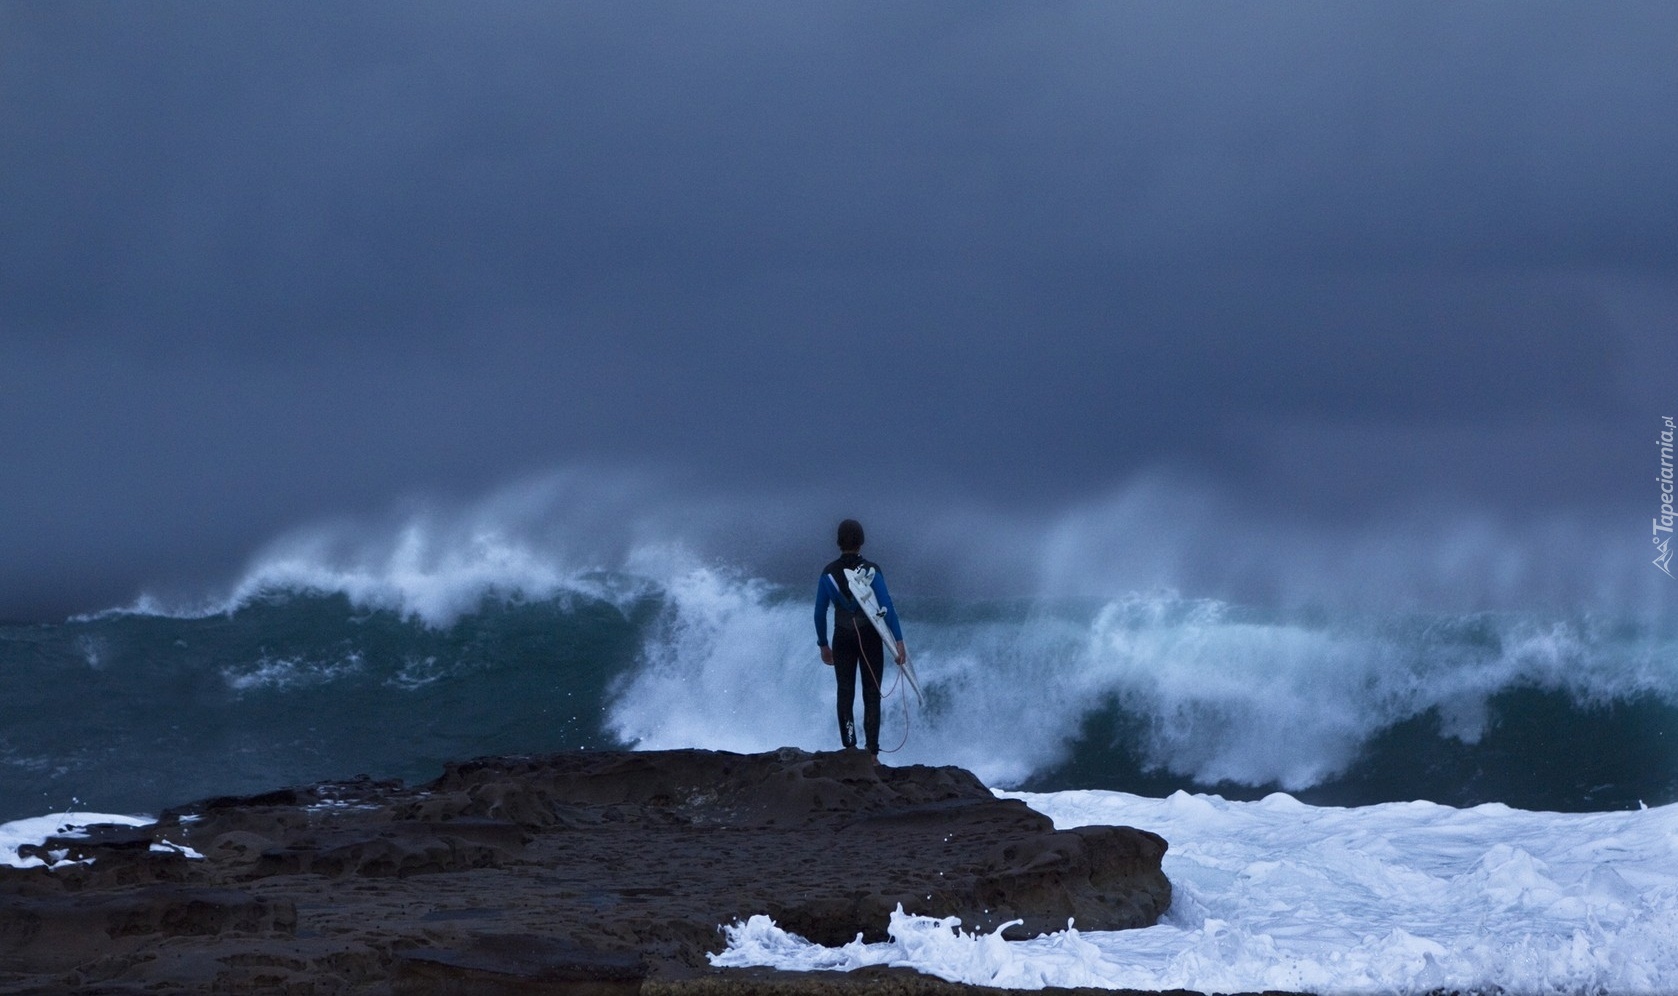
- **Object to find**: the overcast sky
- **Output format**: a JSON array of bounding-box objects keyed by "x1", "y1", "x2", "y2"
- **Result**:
[{"x1": 3, "y1": 2, "x2": 1675, "y2": 618}]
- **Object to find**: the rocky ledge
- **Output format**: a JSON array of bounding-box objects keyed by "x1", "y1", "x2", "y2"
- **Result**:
[{"x1": 0, "y1": 749, "x2": 1177, "y2": 994}]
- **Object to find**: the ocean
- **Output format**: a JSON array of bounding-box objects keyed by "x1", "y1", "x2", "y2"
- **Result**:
[{"x1": 2, "y1": 500, "x2": 1675, "y2": 993}]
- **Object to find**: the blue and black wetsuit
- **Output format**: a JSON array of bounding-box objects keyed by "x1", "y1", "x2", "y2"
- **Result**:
[{"x1": 815, "y1": 552, "x2": 904, "y2": 753}]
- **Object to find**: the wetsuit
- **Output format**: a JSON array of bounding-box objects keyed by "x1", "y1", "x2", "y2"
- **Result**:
[{"x1": 814, "y1": 553, "x2": 904, "y2": 753}]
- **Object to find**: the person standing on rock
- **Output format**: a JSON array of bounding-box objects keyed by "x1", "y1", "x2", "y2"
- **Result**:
[{"x1": 814, "y1": 518, "x2": 906, "y2": 757}]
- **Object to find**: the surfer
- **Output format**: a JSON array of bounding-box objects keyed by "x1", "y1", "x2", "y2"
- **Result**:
[{"x1": 814, "y1": 519, "x2": 907, "y2": 757}]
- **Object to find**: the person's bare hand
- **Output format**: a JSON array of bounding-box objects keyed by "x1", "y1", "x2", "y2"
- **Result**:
[
  {"x1": 893, "y1": 641, "x2": 907, "y2": 666},
  {"x1": 820, "y1": 646, "x2": 833, "y2": 666}
]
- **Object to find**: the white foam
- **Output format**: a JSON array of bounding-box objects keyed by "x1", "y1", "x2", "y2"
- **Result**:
[
  {"x1": 0, "y1": 813, "x2": 153, "y2": 869},
  {"x1": 222, "y1": 650, "x2": 367, "y2": 692},
  {"x1": 1061, "y1": 594, "x2": 1672, "y2": 789},
  {"x1": 149, "y1": 840, "x2": 205, "y2": 859},
  {"x1": 607, "y1": 565, "x2": 840, "y2": 754},
  {"x1": 714, "y1": 790, "x2": 1678, "y2": 994}
]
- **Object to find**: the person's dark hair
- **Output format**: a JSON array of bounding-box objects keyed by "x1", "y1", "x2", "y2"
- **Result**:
[{"x1": 836, "y1": 519, "x2": 865, "y2": 551}]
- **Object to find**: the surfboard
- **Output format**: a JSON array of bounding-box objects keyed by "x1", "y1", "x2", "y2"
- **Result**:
[{"x1": 842, "y1": 566, "x2": 924, "y2": 706}]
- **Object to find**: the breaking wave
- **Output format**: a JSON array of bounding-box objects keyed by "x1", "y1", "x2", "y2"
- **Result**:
[{"x1": 6, "y1": 473, "x2": 1673, "y2": 820}]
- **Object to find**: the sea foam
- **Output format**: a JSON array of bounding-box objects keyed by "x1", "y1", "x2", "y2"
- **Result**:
[
  {"x1": 715, "y1": 789, "x2": 1678, "y2": 994},
  {"x1": 0, "y1": 813, "x2": 153, "y2": 869}
]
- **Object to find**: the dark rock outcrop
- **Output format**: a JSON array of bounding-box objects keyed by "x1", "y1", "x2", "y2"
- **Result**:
[{"x1": 0, "y1": 749, "x2": 1173, "y2": 994}]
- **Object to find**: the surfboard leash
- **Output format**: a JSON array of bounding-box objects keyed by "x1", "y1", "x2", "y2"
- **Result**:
[{"x1": 852, "y1": 617, "x2": 912, "y2": 755}]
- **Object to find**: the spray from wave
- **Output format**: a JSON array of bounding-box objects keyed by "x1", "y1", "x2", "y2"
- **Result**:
[
  {"x1": 610, "y1": 580, "x2": 1675, "y2": 799},
  {"x1": 8, "y1": 469, "x2": 1671, "y2": 821}
]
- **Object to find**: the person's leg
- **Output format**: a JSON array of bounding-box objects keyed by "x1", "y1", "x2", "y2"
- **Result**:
[
  {"x1": 856, "y1": 623, "x2": 885, "y2": 754},
  {"x1": 832, "y1": 627, "x2": 860, "y2": 749}
]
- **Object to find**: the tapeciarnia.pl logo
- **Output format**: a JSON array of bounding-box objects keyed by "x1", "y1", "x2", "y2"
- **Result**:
[{"x1": 1656, "y1": 415, "x2": 1676, "y2": 578}]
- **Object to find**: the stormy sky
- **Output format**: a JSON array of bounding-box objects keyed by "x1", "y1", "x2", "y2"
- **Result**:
[{"x1": 3, "y1": 2, "x2": 1675, "y2": 619}]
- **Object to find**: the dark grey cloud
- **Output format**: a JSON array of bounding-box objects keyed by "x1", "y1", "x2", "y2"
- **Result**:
[{"x1": 2, "y1": 2, "x2": 1674, "y2": 617}]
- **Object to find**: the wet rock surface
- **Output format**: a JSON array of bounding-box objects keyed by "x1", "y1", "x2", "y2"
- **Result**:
[{"x1": 0, "y1": 749, "x2": 1178, "y2": 994}]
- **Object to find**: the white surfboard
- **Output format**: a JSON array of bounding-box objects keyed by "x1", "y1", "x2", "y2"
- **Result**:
[{"x1": 842, "y1": 566, "x2": 924, "y2": 706}]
